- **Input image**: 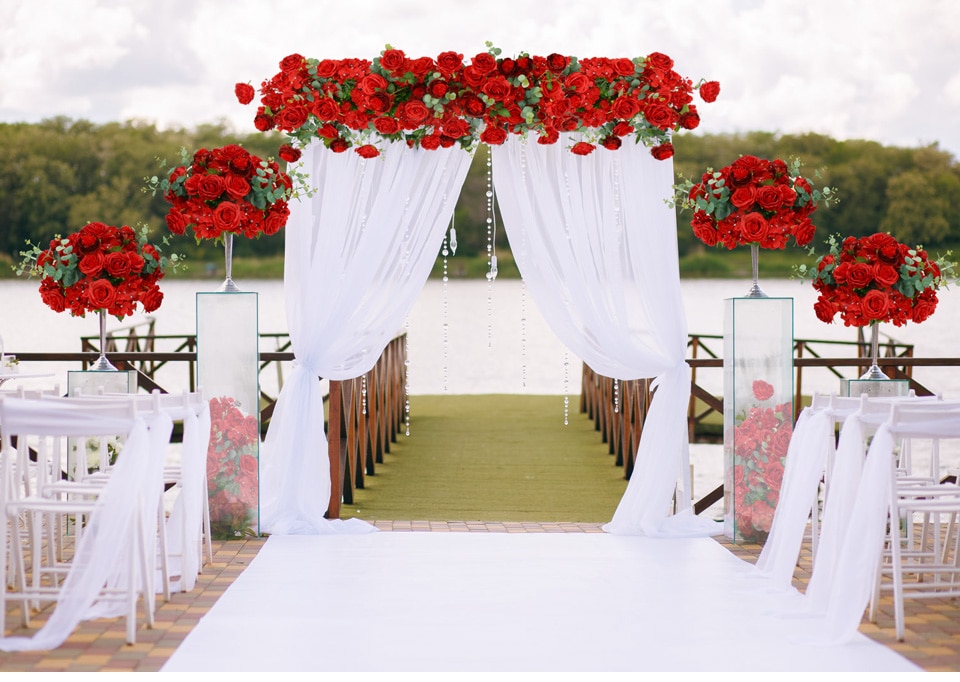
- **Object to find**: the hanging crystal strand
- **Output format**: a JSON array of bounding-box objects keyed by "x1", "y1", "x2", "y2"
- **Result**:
[
  {"x1": 441, "y1": 229, "x2": 449, "y2": 393},
  {"x1": 520, "y1": 280, "x2": 527, "y2": 390},
  {"x1": 485, "y1": 150, "x2": 498, "y2": 349},
  {"x1": 361, "y1": 374, "x2": 367, "y2": 416},
  {"x1": 404, "y1": 318, "x2": 411, "y2": 437},
  {"x1": 614, "y1": 378, "x2": 620, "y2": 414},
  {"x1": 563, "y1": 352, "x2": 570, "y2": 426}
]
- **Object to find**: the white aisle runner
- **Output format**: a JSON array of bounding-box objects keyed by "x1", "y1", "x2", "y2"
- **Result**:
[{"x1": 163, "y1": 533, "x2": 918, "y2": 672}]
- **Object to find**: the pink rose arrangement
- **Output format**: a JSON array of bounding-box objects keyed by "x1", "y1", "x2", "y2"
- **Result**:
[
  {"x1": 731, "y1": 380, "x2": 792, "y2": 544},
  {"x1": 206, "y1": 396, "x2": 260, "y2": 538},
  {"x1": 17, "y1": 221, "x2": 178, "y2": 318},
  {"x1": 674, "y1": 156, "x2": 835, "y2": 250},
  {"x1": 151, "y1": 144, "x2": 295, "y2": 241},
  {"x1": 809, "y1": 232, "x2": 955, "y2": 327},
  {"x1": 237, "y1": 44, "x2": 719, "y2": 159}
]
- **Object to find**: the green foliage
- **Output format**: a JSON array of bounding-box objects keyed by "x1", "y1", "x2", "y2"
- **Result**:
[{"x1": 2, "y1": 119, "x2": 959, "y2": 276}]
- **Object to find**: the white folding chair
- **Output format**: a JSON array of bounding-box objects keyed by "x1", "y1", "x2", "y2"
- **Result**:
[
  {"x1": 0, "y1": 395, "x2": 172, "y2": 650},
  {"x1": 866, "y1": 401, "x2": 960, "y2": 641}
]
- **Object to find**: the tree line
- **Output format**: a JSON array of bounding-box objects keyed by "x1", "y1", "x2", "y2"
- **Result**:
[{"x1": 1, "y1": 118, "x2": 957, "y2": 273}]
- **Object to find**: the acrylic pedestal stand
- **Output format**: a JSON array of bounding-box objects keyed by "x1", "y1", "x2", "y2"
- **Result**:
[
  {"x1": 723, "y1": 297, "x2": 794, "y2": 544},
  {"x1": 197, "y1": 291, "x2": 260, "y2": 538}
]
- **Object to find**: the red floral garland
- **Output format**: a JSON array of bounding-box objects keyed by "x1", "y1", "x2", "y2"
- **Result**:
[
  {"x1": 679, "y1": 155, "x2": 830, "y2": 250},
  {"x1": 811, "y1": 232, "x2": 951, "y2": 327},
  {"x1": 160, "y1": 144, "x2": 293, "y2": 241},
  {"x1": 22, "y1": 222, "x2": 172, "y2": 318},
  {"x1": 237, "y1": 46, "x2": 719, "y2": 159}
]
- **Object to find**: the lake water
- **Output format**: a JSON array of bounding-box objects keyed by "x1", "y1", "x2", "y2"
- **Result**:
[{"x1": 3, "y1": 276, "x2": 959, "y2": 505}]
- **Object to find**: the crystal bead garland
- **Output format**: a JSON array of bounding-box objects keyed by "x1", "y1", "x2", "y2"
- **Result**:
[
  {"x1": 361, "y1": 374, "x2": 367, "y2": 416},
  {"x1": 404, "y1": 318, "x2": 411, "y2": 437},
  {"x1": 614, "y1": 378, "x2": 620, "y2": 414},
  {"x1": 441, "y1": 231, "x2": 449, "y2": 393},
  {"x1": 485, "y1": 152, "x2": 498, "y2": 350}
]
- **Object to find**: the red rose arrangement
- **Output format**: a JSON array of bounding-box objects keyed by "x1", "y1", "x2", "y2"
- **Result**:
[
  {"x1": 151, "y1": 144, "x2": 295, "y2": 241},
  {"x1": 732, "y1": 380, "x2": 791, "y2": 543},
  {"x1": 17, "y1": 221, "x2": 178, "y2": 318},
  {"x1": 206, "y1": 395, "x2": 260, "y2": 538},
  {"x1": 674, "y1": 156, "x2": 835, "y2": 250},
  {"x1": 236, "y1": 44, "x2": 719, "y2": 159},
  {"x1": 808, "y1": 232, "x2": 955, "y2": 327}
]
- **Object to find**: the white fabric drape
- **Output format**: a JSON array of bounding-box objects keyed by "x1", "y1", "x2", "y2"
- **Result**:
[
  {"x1": 492, "y1": 134, "x2": 719, "y2": 537},
  {"x1": 260, "y1": 140, "x2": 473, "y2": 535}
]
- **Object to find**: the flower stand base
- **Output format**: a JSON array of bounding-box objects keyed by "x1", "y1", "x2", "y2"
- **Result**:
[
  {"x1": 723, "y1": 297, "x2": 794, "y2": 544},
  {"x1": 842, "y1": 378, "x2": 910, "y2": 398},
  {"x1": 197, "y1": 291, "x2": 260, "y2": 538}
]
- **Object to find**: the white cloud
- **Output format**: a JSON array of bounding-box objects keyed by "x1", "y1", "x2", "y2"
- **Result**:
[{"x1": 1, "y1": 0, "x2": 959, "y2": 158}]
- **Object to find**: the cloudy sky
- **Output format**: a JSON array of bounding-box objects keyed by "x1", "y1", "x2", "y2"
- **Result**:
[{"x1": 2, "y1": 0, "x2": 958, "y2": 158}]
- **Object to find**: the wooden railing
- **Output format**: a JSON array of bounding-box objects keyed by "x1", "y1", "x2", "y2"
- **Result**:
[{"x1": 325, "y1": 335, "x2": 408, "y2": 518}]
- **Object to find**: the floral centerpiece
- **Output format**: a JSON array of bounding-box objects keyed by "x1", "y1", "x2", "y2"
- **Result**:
[
  {"x1": 235, "y1": 43, "x2": 720, "y2": 159},
  {"x1": 672, "y1": 156, "x2": 835, "y2": 296},
  {"x1": 16, "y1": 221, "x2": 179, "y2": 370},
  {"x1": 206, "y1": 395, "x2": 260, "y2": 538},
  {"x1": 804, "y1": 232, "x2": 955, "y2": 379},
  {"x1": 731, "y1": 380, "x2": 792, "y2": 544},
  {"x1": 148, "y1": 143, "x2": 300, "y2": 291}
]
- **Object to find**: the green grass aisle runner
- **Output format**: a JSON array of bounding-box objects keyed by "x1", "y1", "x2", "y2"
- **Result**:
[{"x1": 342, "y1": 394, "x2": 628, "y2": 523}]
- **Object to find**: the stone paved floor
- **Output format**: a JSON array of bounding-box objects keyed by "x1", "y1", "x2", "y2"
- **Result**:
[{"x1": 1, "y1": 522, "x2": 958, "y2": 672}]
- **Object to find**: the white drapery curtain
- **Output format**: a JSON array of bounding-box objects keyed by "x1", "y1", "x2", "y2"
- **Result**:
[
  {"x1": 260, "y1": 140, "x2": 473, "y2": 535},
  {"x1": 492, "y1": 134, "x2": 719, "y2": 536}
]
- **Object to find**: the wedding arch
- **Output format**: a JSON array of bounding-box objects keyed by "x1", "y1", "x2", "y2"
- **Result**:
[{"x1": 241, "y1": 46, "x2": 723, "y2": 537}]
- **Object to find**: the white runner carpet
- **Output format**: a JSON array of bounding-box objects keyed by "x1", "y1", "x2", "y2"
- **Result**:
[{"x1": 163, "y1": 533, "x2": 919, "y2": 672}]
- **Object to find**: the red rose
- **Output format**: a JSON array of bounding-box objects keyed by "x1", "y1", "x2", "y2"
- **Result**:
[
  {"x1": 329, "y1": 138, "x2": 350, "y2": 153},
  {"x1": 645, "y1": 52, "x2": 674, "y2": 71},
  {"x1": 740, "y1": 213, "x2": 769, "y2": 243},
  {"x1": 400, "y1": 100, "x2": 431, "y2": 128},
  {"x1": 481, "y1": 76, "x2": 512, "y2": 100},
  {"x1": 729, "y1": 186, "x2": 756, "y2": 209},
  {"x1": 87, "y1": 279, "x2": 117, "y2": 310},
  {"x1": 911, "y1": 295, "x2": 938, "y2": 323},
  {"x1": 213, "y1": 202, "x2": 242, "y2": 234},
  {"x1": 379, "y1": 48, "x2": 407, "y2": 74},
  {"x1": 104, "y1": 251, "x2": 131, "y2": 278},
  {"x1": 862, "y1": 289, "x2": 891, "y2": 321},
  {"x1": 78, "y1": 252, "x2": 105, "y2": 277},
  {"x1": 277, "y1": 144, "x2": 301, "y2": 164},
  {"x1": 420, "y1": 134, "x2": 441, "y2": 150},
  {"x1": 846, "y1": 262, "x2": 874, "y2": 289},
  {"x1": 611, "y1": 96, "x2": 640, "y2": 120},
  {"x1": 461, "y1": 94, "x2": 486, "y2": 117},
  {"x1": 644, "y1": 102, "x2": 677, "y2": 130},
  {"x1": 374, "y1": 116, "x2": 401, "y2": 135},
  {"x1": 571, "y1": 141, "x2": 595, "y2": 156},
  {"x1": 264, "y1": 204, "x2": 289, "y2": 235},
  {"x1": 546, "y1": 53, "x2": 570, "y2": 73},
  {"x1": 355, "y1": 145, "x2": 380, "y2": 159},
  {"x1": 223, "y1": 175, "x2": 251, "y2": 201},
  {"x1": 436, "y1": 51, "x2": 464, "y2": 76},
  {"x1": 752, "y1": 380, "x2": 775, "y2": 401},
  {"x1": 253, "y1": 110, "x2": 274, "y2": 132},
  {"x1": 165, "y1": 210, "x2": 188, "y2": 235},
  {"x1": 140, "y1": 285, "x2": 164, "y2": 313},
  {"x1": 197, "y1": 175, "x2": 225, "y2": 201},
  {"x1": 359, "y1": 73, "x2": 388, "y2": 95},
  {"x1": 537, "y1": 128, "x2": 559, "y2": 145},
  {"x1": 679, "y1": 110, "x2": 700, "y2": 130},
  {"x1": 755, "y1": 185, "x2": 783, "y2": 211},
  {"x1": 813, "y1": 295, "x2": 838, "y2": 323},
  {"x1": 792, "y1": 219, "x2": 816, "y2": 247},
  {"x1": 480, "y1": 125, "x2": 508, "y2": 145},
  {"x1": 612, "y1": 57, "x2": 636, "y2": 76},
  {"x1": 471, "y1": 52, "x2": 497, "y2": 74},
  {"x1": 279, "y1": 53, "x2": 305, "y2": 74},
  {"x1": 276, "y1": 104, "x2": 308, "y2": 131},
  {"x1": 39, "y1": 279, "x2": 67, "y2": 313},
  {"x1": 699, "y1": 80, "x2": 721, "y2": 103},
  {"x1": 600, "y1": 136, "x2": 622, "y2": 150},
  {"x1": 650, "y1": 143, "x2": 674, "y2": 160},
  {"x1": 873, "y1": 262, "x2": 899, "y2": 287},
  {"x1": 234, "y1": 83, "x2": 255, "y2": 105}
]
